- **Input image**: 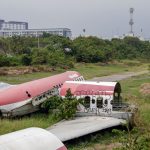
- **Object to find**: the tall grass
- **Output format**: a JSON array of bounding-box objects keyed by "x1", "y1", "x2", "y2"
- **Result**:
[
  {"x1": 0, "y1": 113, "x2": 57, "y2": 135},
  {"x1": 120, "y1": 73, "x2": 150, "y2": 126}
]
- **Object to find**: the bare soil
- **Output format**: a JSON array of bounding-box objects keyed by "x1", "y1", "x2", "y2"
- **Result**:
[
  {"x1": 140, "y1": 83, "x2": 150, "y2": 95},
  {"x1": 86, "y1": 142, "x2": 121, "y2": 150},
  {"x1": 0, "y1": 66, "x2": 54, "y2": 76}
]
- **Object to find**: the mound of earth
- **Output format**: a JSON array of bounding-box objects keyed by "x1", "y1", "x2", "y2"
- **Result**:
[
  {"x1": 0, "y1": 66, "x2": 53, "y2": 76},
  {"x1": 140, "y1": 83, "x2": 150, "y2": 95}
]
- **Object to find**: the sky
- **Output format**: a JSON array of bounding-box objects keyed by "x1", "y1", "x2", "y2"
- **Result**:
[{"x1": 0, "y1": 0, "x2": 150, "y2": 38}]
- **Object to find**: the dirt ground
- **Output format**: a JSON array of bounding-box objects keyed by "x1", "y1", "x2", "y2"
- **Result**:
[
  {"x1": 90, "y1": 71, "x2": 149, "y2": 82},
  {"x1": 85, "y1": 142, "x2": 121, "y2": 150},
  {"x1": 0, "y1": 66, "x2": 53, "y2": 75},
  {"x1": 140, "y1": 83, "x2": 150, "y2": 95}
]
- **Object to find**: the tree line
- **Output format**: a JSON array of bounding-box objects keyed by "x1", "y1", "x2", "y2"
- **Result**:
[{"x1": 0, "y1": 34, "x2": 149, "y2": 68}]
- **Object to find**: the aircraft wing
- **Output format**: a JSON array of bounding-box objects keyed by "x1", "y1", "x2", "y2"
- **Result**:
[{"x1": 47, "y1": 116, "x2": 126, "y2": 142}]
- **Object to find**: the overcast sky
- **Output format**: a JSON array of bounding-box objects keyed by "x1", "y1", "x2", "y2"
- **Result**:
[{"x1": 0, "y1": 0, "x2": 150, "y2": 38}]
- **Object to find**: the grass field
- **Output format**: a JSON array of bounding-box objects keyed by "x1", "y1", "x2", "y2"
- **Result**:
[
  {"x1": 0, "y1": 60, "x2": 149, "y2": 84},
  {"x1": 0, "y1": 60, "x2": 149, "y2": 149},
  {"x1": 120, "y1": 73, "x2": 150, "y2": 125}
]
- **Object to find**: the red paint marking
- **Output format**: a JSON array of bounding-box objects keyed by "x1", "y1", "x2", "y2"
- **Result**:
[
  {"x1": 60, "y1": 83, "x2": 115, "y2": 96},
  {"x1": 57, "y1": 145, "x2": 67, "y2": 150}
]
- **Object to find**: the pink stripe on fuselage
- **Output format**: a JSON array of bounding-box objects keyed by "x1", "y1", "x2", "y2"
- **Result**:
[{"x1": 57, "y1": 145, "x2": 67, "y2": 150}]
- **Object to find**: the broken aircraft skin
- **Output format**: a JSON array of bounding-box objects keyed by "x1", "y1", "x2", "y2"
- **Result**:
[
  {"x1": 60, "y1": 81, "x2": 130, "y2": 114},
  {"x1": 47, "y1": 81, "x2": 133, "y2": 142},
  {"x1": 0, "y1": 72, "x2": 135, "y2": 146},
  {"x1": 0, "y1": 128, "x2": 67, "y2": 150},
  {"x1": 0, "y1": 71, "x2": 130, "y2": 118},
  {"x1": 0, "y1": 71, "x2": 84, "y2": 117}
]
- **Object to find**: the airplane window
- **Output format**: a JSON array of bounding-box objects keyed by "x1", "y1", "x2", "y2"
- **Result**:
[
  {"x1": 104, "y1": 99, "x2": 108, "y2": 105},
  {"x1": 84, "y1": 96, "x2": 90, "y2": 108},
  {"x1": 97, "y1": 97, "x2": 103, "y2": 108},
  {"x1": 97, "y1": 97, "x2": 103, "y2": 101},
  {"x1": 35, "y1": 98, "x2": 38, "y2": 101},
  {"x1": 92, "y1": 99, "x2": 95, "y2": 104},
  {"x1": 39, "y1": 96, "x2": 42, "y2": 100},
  {"x1": 110, "y1": 100, "x2": 114, "y2": 105}
]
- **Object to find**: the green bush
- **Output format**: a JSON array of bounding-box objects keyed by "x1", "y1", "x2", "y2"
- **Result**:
[
  {"x1": 58, "y1": 89, "x2": 79, "y2": 120},
  {"x1": 113, "y1": 126, "x2": 150, "y2": 150},
  {"x1": 58, "y1": 99, "x2": 78, "y2": 120},
  {"x1": 31, "y1": 48, "x2": 49, "y2": 65},
  {"x1": 9, "y1": 56, "x2": 21, "y2": 66},
  {"x1": 41, "y1": 89, "x2": 79, "y2": 120},
  {"x1": 0, "y1": 55, "x2": 10, "y2": 67},
  {"x1": 1, "y1": 35, "x2": 150, "y2": 67},
  {"x1": 41, "y1": 96, "x2": 62, "y2": 113},
  {"x1": 21, "y1": 54, "x2": 32, "y2": 66},
  {"x1": 0, "y1": 55, "x2": 21, "y2": 67}
]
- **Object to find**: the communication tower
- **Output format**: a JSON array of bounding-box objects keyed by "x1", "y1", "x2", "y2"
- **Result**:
[{"x1": 129, "y1": 8, "x2": 134, "y2": 34}]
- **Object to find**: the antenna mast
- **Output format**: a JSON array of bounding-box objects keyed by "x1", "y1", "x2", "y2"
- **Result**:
[{"x1": 129, "y1": 8, "x2": 134, "y2": 34}]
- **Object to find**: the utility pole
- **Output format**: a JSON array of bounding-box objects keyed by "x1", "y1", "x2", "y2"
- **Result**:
[
  {"x1": 83, "y1": 29, "x2": 86, "y2": 36},
  {"x1": 38, "y1": 36, "x2": 40, "y2": 48}
]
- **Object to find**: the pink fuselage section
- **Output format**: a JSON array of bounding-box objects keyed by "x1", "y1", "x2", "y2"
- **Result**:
[{"x1": 0, "y1": 71, "x2": 80, "y2": 107}]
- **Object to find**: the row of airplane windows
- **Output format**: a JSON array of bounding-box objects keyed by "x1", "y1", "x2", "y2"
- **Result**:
[
  {"x1": 74, "y1": 76, "x2": 84, "y2": 81},
  {"x1": 34, "y1": 83, "x2": 63, "y2": 102},
  {"x1": 34, "y1": 76, "x2": 84, "y2": 103},
  {"x1": 74, "y1": 90, "x2": 111, "y2": 96}
]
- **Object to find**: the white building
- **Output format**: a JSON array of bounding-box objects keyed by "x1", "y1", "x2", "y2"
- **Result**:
[
  {"x1": 0, "y1": 19, "x2": 28, "y2": 30},
  {"x1": 0, "y1": 28, "x2": 72, "y2": 38},
  {"x1": 0, "y1": 19, "x2": 72, "y2": 38}
]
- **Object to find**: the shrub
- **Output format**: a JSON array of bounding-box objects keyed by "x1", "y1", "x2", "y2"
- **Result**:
[
  {"x1": 21, "y1": 54, "x2": 32, "y2": 66},
  {"x1": 31, "y1": 48, "x2": 49, "y2": 65},
  {"x1": 113, "y1": 125, "x2": 150, "y2": 150},
  {"x1": 41, "y1": 96, "x2": 62, "y2": 113},
  {"x1": 0, "y1": 55, "x2": 10, "y2": 67},
  {"x1": 9, "y1": 56, "x2": 21, "y2": 66},
  {"x1": 58, "y1": 99, "x2": 78, "y2": 120},
  {"x1": 57, "y1": 89, "x2": 79, "y2": 120},
  {"x1": 41, "y1": 89, "x2": 79, "y2": 120}
]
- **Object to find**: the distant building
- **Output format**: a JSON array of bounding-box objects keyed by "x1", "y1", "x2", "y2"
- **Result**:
[
  {"x1": 0, "y1": 28, "x2": 72, "y2": 38},
  {"x1": 0, "y1": 19, "x2": 28, "y2": 30},
  {"x1": 0, "y1": 19, "x2": 72, "y2": 38}
]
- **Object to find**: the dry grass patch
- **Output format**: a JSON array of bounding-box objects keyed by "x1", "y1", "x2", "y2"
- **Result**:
[{"x1": 140, "y1": 83, "x2": 150, "y2": 95}]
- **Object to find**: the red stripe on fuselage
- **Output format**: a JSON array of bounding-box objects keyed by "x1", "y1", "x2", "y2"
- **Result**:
[
  {"x1": 57, "y1": 145, "x2": 67, "y2": 150},
  {"x1": 60, "y1": 83, "x2": 115, "y2": 96}
]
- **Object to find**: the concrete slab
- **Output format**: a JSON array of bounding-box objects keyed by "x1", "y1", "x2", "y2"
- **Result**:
[{"x1": 47, "y1": 116, "x2": 126, "y2": 142}]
